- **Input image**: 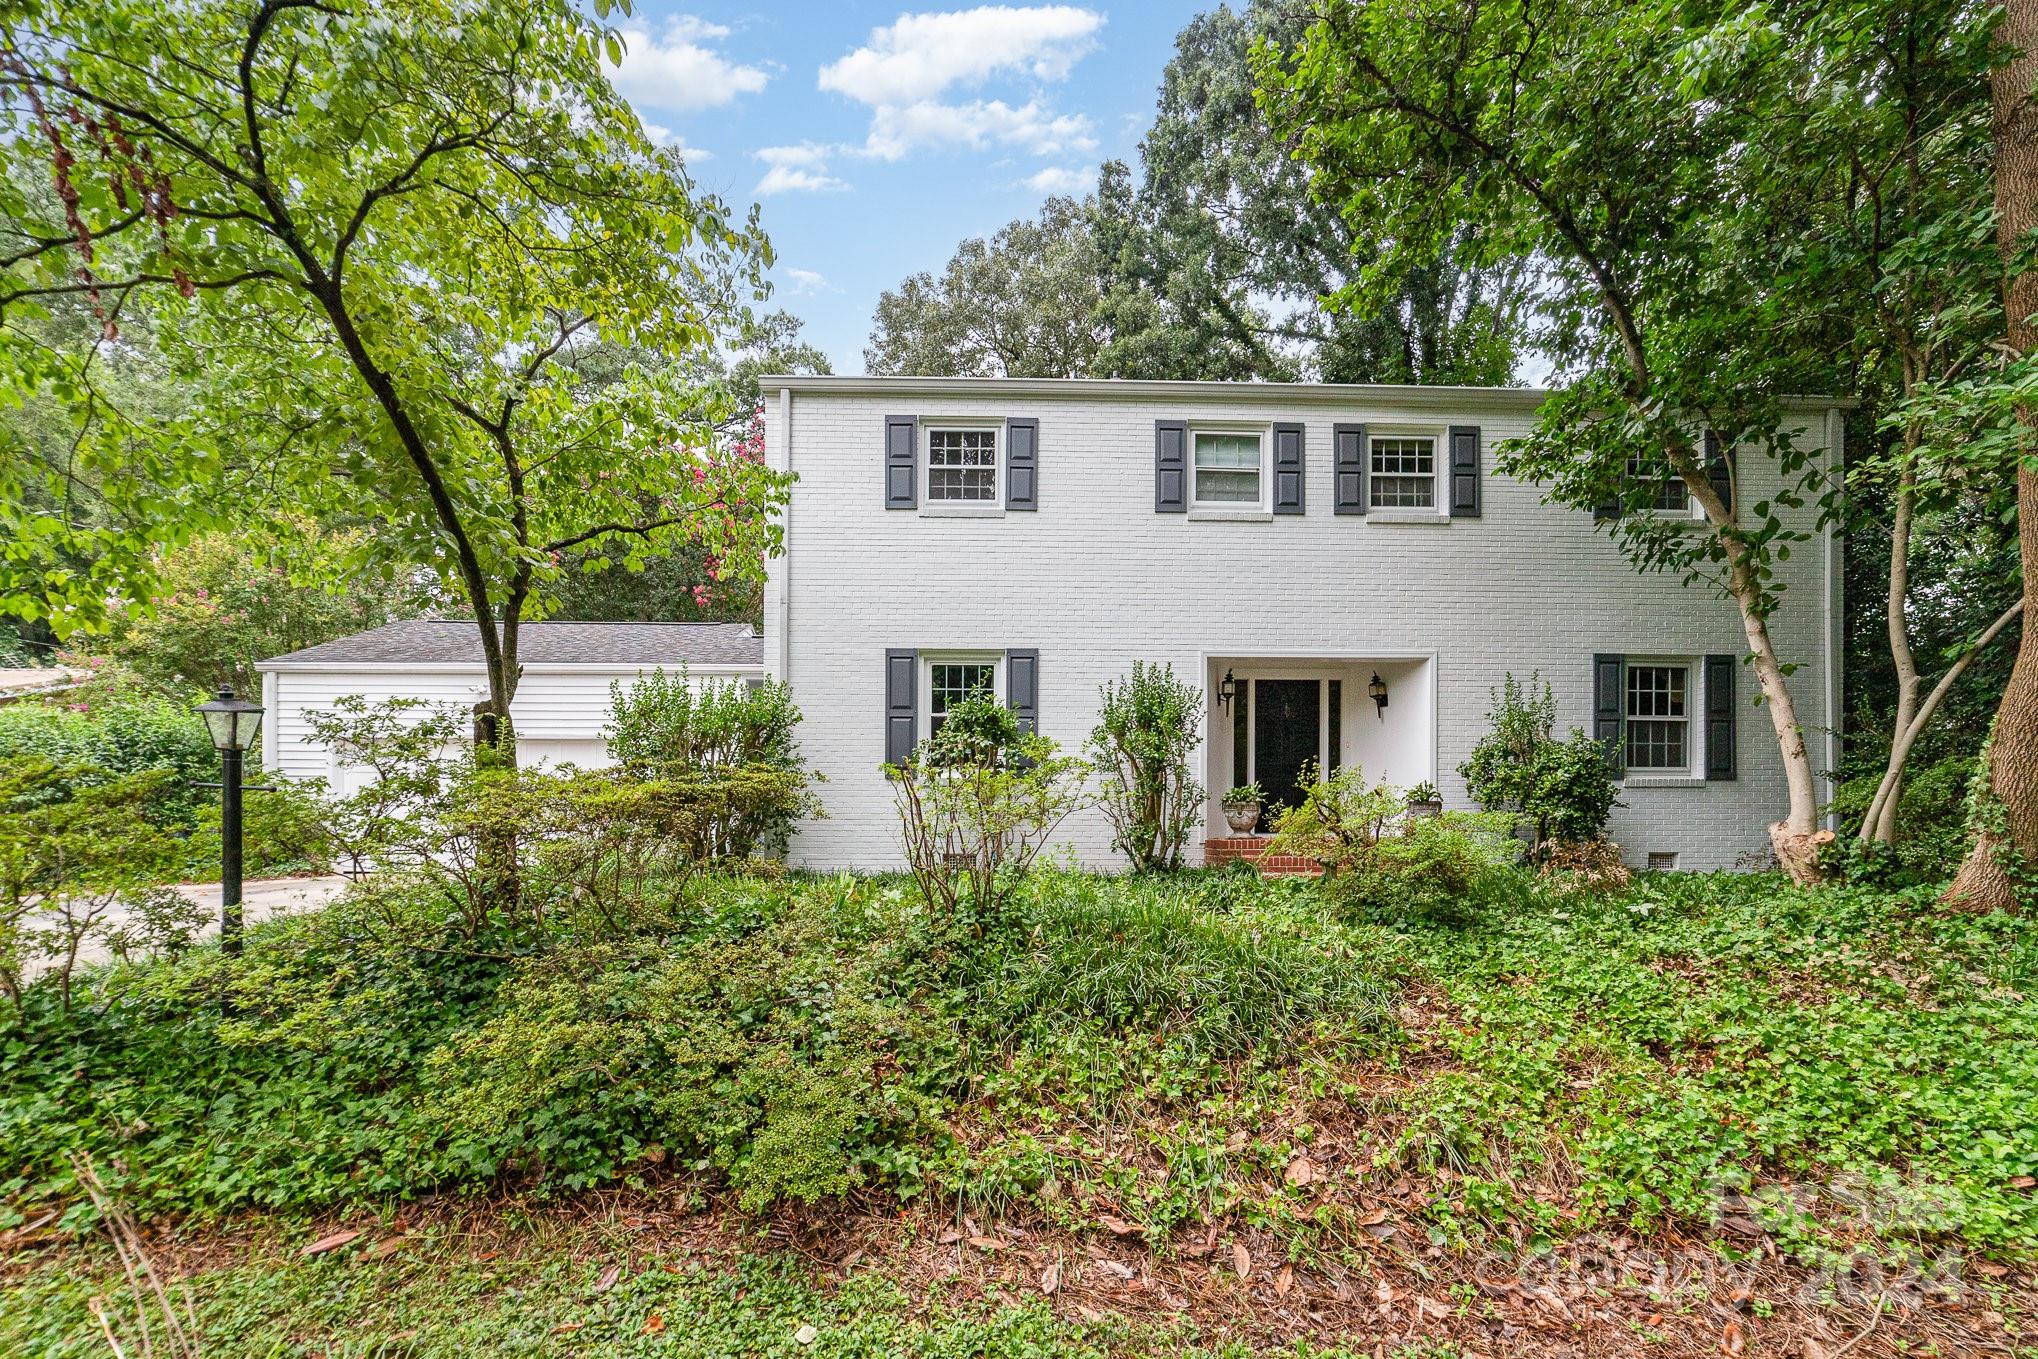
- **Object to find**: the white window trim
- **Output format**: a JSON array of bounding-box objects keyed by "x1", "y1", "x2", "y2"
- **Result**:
[
  {"x1": 1622, "y1": 655, "x2": 1702, "y2": 781},
  {"x1": 1365, "y1": 425, "x2": 1449, "y2": 520},
  {"x1": 920, "y1": 420, "x2": 1003, "y2": 517},
  {"x1": 922, "y1": 650, "x2": 1004, "y2": 734},
  {"x1": 1187, "y1": 423, "x2": 1272, "y2": 520}
]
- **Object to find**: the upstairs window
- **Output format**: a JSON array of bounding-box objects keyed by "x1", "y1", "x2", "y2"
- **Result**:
[
  {"x1": 1626, "y1": 455, "x2": 1690, "y2": 513},
  {"x1": 1625, "y1": 663, "x2": 1691, "y2": 772},
  {"x1": 926, "y1": 428, "x2": 997, "y2": 503},
  {"x1": 1369, "y1": 436, "x2": 1436, "y2": 509},
  {"x1": 1192, "y1": 431, "x2": 1263, "y2": 506}
]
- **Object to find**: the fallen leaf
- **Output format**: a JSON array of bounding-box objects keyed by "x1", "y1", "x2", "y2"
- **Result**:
[
  {"x1": 300, "y1": 1229, "x2": 362, "y2": 1258},
  {"x1": 640, "y1": 1143, "x2": 667, "y2": 1165},
  {"x1": 1355, "y1": 1206, "x2": 1389, "y2": 1226},
  {"x1": 1801, "y1": 1341, "x2": 1829, "y2": 1359},
  {"x1": 937, "y1": 1229, "x2": 963, "y2": 1244},
  {"x1": 551, "y1": 1323, "x2": 583, "y2": 1335},
  {"x1": 594, "y1": 1264, "x2": 621, "y2": 1294},
  {"x1": 967, "y1": 1236, "x2": 1004, "y2": 1251},
  {"x1": 793, "y1": 1323, "x2": 819, "y2": 1346},
  {"x1": 1975, "y1": 1261, "x2": 2009, "y2": 1278},
  {"x1": 1098, "y1": 1260, "x2": 1136, "y2": 1280},
  {"x1": 358, "y1": 1236, "x2": 404, "y2": 1261},
  {"x1": 1231, "y1": 1240, "x2": 1252, "y2": 1279},
  {"x1": 2010, "y1": 1175, "x2": 2035, "y2": 1189},
  {"x1": 1728, "y1": 1286, "x2": 1754, "y2": 1310},
  {"x1": 643, "y1": 1313, "x2": 665, "y2": 1335},
  {"x1": 1099, "y1": 1216, "x2": 1141, "y2": 1237},
  {"x1": 1721, "y1": 1319, "x2": 1745, "y2": 1355},
  {"x1": 1274, "y1": 1263, "x2": 1294, "y2": 1298},
  {"x1": 1284, "y1": 1155, "x2": 1316, "y2": 1187},
  {"x1": 1039, "y1": 1263, "x2": 1060, "y2": 1295}
]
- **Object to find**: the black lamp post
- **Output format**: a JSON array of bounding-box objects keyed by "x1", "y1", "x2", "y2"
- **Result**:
[{"x1": 195, "y1": 687, "x2": 264, "y2": 956}]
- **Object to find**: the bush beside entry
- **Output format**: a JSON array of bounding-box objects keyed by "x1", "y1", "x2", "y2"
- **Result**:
[
  {"x1": 1458, "y1": 673, "x2": 1619, "y2": 859},
  {"x1": 1088, "y1": 662, "x2": 1204, "y2": 871}
]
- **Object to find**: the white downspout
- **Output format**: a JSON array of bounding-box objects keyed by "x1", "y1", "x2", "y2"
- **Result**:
[
  {"x1": 775, "y1": 385, "x2": 793, "y2": 685},
  {"x1": 1822, "y1": 405, "x2": 1845, "y2": 831}
]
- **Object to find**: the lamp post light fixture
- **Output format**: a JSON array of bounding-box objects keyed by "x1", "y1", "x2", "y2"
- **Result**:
[
  {"x1": 1368, "y1": 671, "x2": 1389, "y2": 717},
  {"x1": 194, "y1": 686, "x2": 264, "y2": 956},
  {"x1": 1217, "y1": 668, "x2": 1238, "y2": 712}
]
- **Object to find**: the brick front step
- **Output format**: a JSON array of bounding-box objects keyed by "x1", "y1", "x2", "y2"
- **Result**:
[{"x1": 1203, "y1": 837, "x2": 1324, "y2": 877}]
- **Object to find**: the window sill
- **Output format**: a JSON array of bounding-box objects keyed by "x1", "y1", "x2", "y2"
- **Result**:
[
  {"x1": 1621, "y1": 774, "x2": 1706, "y2": 789},
  {"x1": 919, "y1": 503, "x2": 1005, "y2": 518},
  {"x1": 1365, "y1": 510, "x2": 1450, "y2": 525},
  {"x1": 1187, "y1": 507, "x2": 1273, "y2": 522}
]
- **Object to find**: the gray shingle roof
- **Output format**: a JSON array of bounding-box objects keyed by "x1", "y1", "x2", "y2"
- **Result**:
[{"x1": 260, "y1": 620, "x2": 763, "y2": 669}]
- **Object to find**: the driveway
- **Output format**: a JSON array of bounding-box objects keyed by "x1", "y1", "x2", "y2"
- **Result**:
[{"x1": 47, "y1": 875, "x2": 354, "y2": 973}]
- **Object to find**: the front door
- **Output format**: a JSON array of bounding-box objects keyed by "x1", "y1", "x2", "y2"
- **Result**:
[{"x1": 1254, "y1": 679, "x2": 1321, "y2": 815}]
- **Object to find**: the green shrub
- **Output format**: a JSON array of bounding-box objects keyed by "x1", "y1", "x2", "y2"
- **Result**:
[
  {"x1": 604, "y1": 668, "x2": 810, "y2": 855},
  {"x1": 1087, "y1": 661, "x2": 1204, "y2": 871},
  {"x1": 0, "y1": 679, "x2": 218, "y2": 820},
  {"x1": 1824, "y1": 753, "x2": 1973, "y2": 886},
  {"x1": 1458, "y1": 672, "x2": 1618, "y2": 854},
  {"x1": 886, "y1": 693, "x2": 1089, "y2": 918},
  {"x1": 1265, "y1": 764, "x2": 1520, "y2": 919}
]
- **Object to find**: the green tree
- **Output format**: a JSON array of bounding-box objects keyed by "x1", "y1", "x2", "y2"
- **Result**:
[
  {"x1": 1256, "y1": 0, "x2": 1965, "y2": 879},
  {"x1": 866, "y1": 196, "x2": 1108, "y2": 377},
  {"x1": 0, "y1": 0, "x2": 790, "y2": 761},
  {"x1": 112, "y1": 519, "x2": 433, "y2": 696}
]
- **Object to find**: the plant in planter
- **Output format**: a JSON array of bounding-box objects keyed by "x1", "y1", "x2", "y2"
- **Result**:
[
  {"x1": 1221, "y1": 782, "x2": 1266, "y2": 834},
  {"x1": 1406, "y1": 781, "x2": 1443, "y2": 817}
]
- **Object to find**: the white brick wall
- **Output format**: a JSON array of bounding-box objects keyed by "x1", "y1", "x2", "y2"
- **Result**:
[{"x1": 765, "y1": 378, "x2": 1842, "y2": 872}]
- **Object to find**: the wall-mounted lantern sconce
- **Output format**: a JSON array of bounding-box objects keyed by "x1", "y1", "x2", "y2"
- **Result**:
[
  {"x1": 1369, "y1": 671, "x2": 1389, "y2": 717},
  {"x1": 1217, "y1": 668, "x2": 1238, "y2": 711}
]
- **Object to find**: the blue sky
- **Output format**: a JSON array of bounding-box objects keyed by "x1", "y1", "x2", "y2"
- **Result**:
[{"x1": 602, "y1": 4, "x2": 1201, "y2": 373}]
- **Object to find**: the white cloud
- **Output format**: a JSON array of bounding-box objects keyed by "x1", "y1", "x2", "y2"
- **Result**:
[
  {"x1": 820, "y1": 6, "x2": 1103, "y2": 105},
  {"x1": 862, "y1": 98, "x2": 1094, "y2": 160},
  {"x1": 639, "y1": 122, "x2": 713, "y2": 161},
  {"x1": 1024, "y1": 163, "x2": 1094, "y2": 193},
  {"x1": 605, "y1": 16, "x2": 768, "y2": 113},
  {"x1": 813, "y1": 7, "x2": 1102, "y2": 165},
  {"x1": 783, "y1": 267, "x2": 835, "y2": 295},
  {"x1": 754, "y1": 144, "x2": 848, "y2": 195}
]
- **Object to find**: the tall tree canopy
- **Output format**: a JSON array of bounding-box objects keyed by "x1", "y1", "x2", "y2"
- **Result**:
[
  {"x1": 1257, "y1": 0, "x2": 2018, "y2": 879},
  {"x1": 866, "y1": 0, "x2": 1525, "y2": 384},
  {"x1": 0, "y1": 0, "x2": 790, "y2": 756}
]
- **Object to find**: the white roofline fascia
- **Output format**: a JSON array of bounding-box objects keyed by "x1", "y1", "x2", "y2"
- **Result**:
[
  {"x1": 759, "y1": 373, "x2": 1857, "y2": 412},
  {"x1": 256, "y1": 660, "x2": 763, "y2": 674}
]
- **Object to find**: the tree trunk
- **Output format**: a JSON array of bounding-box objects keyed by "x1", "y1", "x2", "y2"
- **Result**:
[
  {"x1": 1948, "y1": 0, "x2": 2038, "y2": 910},
  {"x1": 1869, "y1": 465, "x2": 1922, "y2": 844}
]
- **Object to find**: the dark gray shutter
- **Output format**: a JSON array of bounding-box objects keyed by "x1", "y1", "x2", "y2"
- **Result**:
[
  {"x1": 1593, "y1": 653, "x2": 1626, "y2": 774},
  {"x1": 1704, "y1": 653, "x2": 1737, "y2": 780},
  {"x1": 1333, "y1": 422, "x2": 1366, "y2": 515},
  {"x1": 884, "y1": 648, "x2": 917, "y2": 768},
  {"x1": 1154, "y1": 420, "x2": 1187, "y2": 512},
  {"x1": 1271, "y1": 422, "x2": 1305, "y2": 515},
  {"x1": 1705, "y1": 431, "x2": 1733, "y2": 515},
  {"x1": 1006, "y1": 417, "x2": 1038, "y2": 511},
  {"x1": 1448, "y1": 425, "x2": 1481, "y2": 517},
  {"x1": 1007, "y1": 648, "x2": 1039, "y2": 738},
  {"x1": 884, "y1": 416, "x2": 917, "y2": 509}
]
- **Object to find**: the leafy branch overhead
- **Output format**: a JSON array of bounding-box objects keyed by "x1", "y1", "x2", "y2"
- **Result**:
[{"x1": 0, "y1": 0, "x2": 790, "y2": 754}]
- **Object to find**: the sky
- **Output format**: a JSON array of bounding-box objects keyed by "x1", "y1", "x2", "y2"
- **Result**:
[{"x1": 601, "y1": 4, "x2": 1201, "y2": 374}]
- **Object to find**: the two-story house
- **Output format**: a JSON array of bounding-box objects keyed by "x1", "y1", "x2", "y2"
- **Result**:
[{"x1": 760, "y1": 375, "x2": 1844, "y2": 871}]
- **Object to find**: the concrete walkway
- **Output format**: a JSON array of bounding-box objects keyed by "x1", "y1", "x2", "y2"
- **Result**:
[{"x1": 53, "y1": 875, "x2": 353, "y2": 972}]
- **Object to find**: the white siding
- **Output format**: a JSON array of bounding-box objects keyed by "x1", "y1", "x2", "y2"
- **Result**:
[
  {"x1": 766, "y1": 382, "x2": 1841, "y2": 872},
  {"x1": 259, "y1": 665, "x2": 761, "y2": 782}
]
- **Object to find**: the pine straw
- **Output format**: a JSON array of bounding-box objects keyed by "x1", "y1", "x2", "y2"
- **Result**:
[{"x1": 8, "y1": 1174, "x2": 2031, "y2": 1359}]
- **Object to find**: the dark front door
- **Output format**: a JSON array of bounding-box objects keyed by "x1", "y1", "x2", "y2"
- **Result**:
[{"x1": 1254, "y1": 679, "x2": 1320, "y2": 814}]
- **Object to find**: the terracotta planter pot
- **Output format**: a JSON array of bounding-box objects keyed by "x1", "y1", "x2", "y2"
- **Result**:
[{"x1": 1222, "y1": 802, "x2": 1262, "y2": 834}]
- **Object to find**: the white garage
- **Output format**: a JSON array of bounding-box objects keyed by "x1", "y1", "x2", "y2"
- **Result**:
[{"x1": 257, "y1": 620, "x2": 765, "y2": 784}]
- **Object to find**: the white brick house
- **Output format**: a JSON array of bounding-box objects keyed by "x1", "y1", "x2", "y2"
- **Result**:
[{"x1": 761, "y1": 375, "x2": 1844, "y2": 872}]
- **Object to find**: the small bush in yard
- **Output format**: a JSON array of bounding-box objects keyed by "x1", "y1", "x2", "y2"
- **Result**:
[
  {"x1": 1458, "y1": 672, "x2": 1619, "y2": 857},
  {"x1": 886, "y1": 692, "x2": 1089, "y2": 919},
  {"x1": 1264, "y1": 763, "x2": 1519, "y2": 918},
  {"x1": 1088, "y1": 661, "x2": 1204, "y2": 871}
]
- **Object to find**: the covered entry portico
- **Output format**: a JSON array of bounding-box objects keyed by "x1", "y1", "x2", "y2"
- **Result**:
[{"x1": 1203, "y1": 653, "x2": 1436, "y2": 864}]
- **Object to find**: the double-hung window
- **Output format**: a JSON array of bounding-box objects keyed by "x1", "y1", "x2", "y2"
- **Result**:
[
  {"x1": 1625, "y1": 455, "x2": 1692, "y2": 515},
  {"x1": 1624, "y1": 662, "x2": 1691, "y2": 773},
  {"x1": 925, "y1": 427, "x2": 998, "y2": 504},
  {"x1": 929, "y1": 657, "x2": 999, "y2": 733},
  {"x1": 1191, "y1": 430, "x2": 1264, "y2": 508},
  {"x1": 1369, "y1": 435, "x2": 1437, "y2": 509}
]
